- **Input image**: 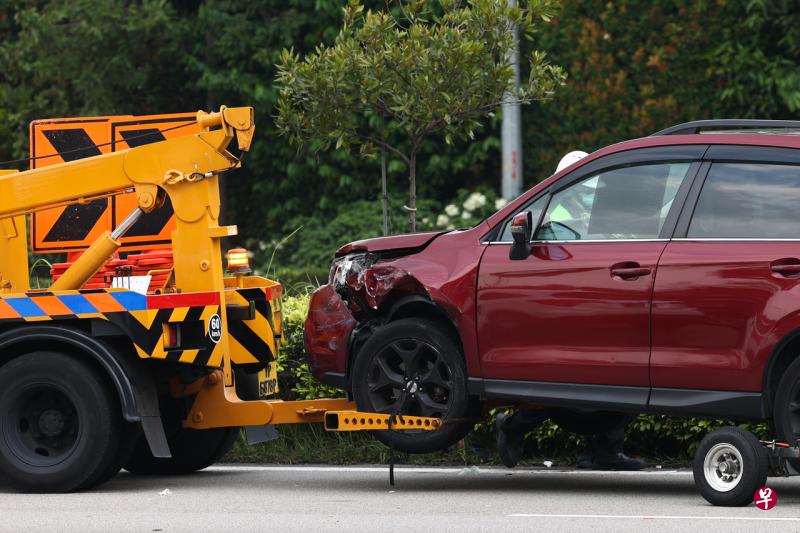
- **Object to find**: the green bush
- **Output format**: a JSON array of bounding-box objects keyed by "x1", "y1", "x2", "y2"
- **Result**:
[
  {"x1": 250, "y1": 195, "x2": 442, "y2": 284},
  {"x1": 276, "y1": 289, "x2": 341, "y2": 401}
]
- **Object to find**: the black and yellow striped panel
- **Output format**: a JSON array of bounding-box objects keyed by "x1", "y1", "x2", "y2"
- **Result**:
[{"x1": 226, "y1": 288, "x2": 277, "y2": 366}]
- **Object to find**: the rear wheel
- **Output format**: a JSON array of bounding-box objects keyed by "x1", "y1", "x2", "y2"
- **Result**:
[
  {"x1": 351, "y1": 318, "x2": 479, "y2": 454},
  {"x1": 773, "y1": 355, "x2": 800, "y2": 470},
  {"x1": 0, "y1": 352, "x2": 121, "y2": 492},
  {"x1": 692, "y1": 426, "x2": 768, "y2": 506},
  {"x1": 124, "y1": 394, "x2": 239, "y2": 476}
]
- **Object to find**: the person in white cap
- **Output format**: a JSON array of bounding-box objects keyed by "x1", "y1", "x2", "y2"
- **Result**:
[
  {"x1": 495, "y1": 149, "x2": 646, "y2": 471},
  {"x1": 556, "y1": 150, "x2": 589, "y2": 173}
]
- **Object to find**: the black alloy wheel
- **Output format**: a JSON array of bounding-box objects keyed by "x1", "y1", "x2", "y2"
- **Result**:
[
  {"x1": 352, "y1": 318, "x2": 479, "y2": 454},
  {"x1": 366, "y1": 337, "x2": 453, "y2": 419}
]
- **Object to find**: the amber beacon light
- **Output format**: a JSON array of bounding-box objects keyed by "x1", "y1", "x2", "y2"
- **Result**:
[{"x1": 226, "y1": 248, "x2": 251, "y2": 274}]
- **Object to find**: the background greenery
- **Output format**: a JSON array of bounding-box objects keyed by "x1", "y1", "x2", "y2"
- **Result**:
[
  {"x1": 0, "y1": 0, "x2": 792, "y2": 463},
  {"x1": 3, "y1": 0, "x2": 799, "y2": 280}
]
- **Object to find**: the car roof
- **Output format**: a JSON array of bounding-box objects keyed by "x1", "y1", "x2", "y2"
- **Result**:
[{"x1": 481, "y1": 125, "x2": 800, "y2": 232}]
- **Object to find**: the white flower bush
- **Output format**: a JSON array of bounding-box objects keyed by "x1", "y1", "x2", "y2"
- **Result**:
[
  {"x1": 444, "y1": 204, "x2": 460, "y2": 217},
  {"x1": 424, "y1": 188, "x2": 509, "y2": 231},
  {"x1": 463, "y1": 192, "x2": 487, "y2": 211}
]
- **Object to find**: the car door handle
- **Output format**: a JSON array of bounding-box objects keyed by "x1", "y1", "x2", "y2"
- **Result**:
[
  {"x1": 770, "y1": 259, "x2": 800, "y2": 277},
  {"x1": 610, "y1": 262, "x2": 652, "y2": 280}
]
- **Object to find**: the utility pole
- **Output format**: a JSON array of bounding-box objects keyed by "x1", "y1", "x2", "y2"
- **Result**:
[
  {"x1": 501, "y1": 0, "x2": 522, "y2": 200},
  {"x1": 380, "y1": 115, "x2": 389, "y2": 236}
]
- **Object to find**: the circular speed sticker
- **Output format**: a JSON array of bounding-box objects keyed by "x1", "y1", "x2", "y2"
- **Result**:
[{"x1": 208, "y1": 314, "x2": 222, "y2": 343}]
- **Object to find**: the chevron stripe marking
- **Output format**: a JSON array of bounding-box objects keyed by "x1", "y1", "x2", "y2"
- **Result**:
[
  {"x1": 179, "y1": 349, "x2": 200, "y2": 364},
  {"x1": 109, "y1": 291, "x2": 147, "y2": 311},
  {"x1": 0, "y1": 300, "x2": 20, "y2": 319},
  {"x1": 228, "y1": 333, "x2": 260, "y2": 365},
  {"x1": 82, "y1": 292, "x2": 127, "y2": 313},
  {"x1": 4, "y1": 298, "x2": 45, "y2": 318},
  {"x1": 24, "y1": 316, "x2": 54, "y2": 322},
  {"x1": 58, "y1": 294, "x2": 99, "y2": 314},
  {"x1": 169, "y1": 306, "x2": 189, "y2": 322},
  {"x1": 32, "y1": 296, "x2": 74, "y2": 317}
]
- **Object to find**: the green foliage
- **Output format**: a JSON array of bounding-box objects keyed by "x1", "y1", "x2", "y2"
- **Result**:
[
  {"x1": 0, "y1": 0, "x2": 188, "y2": 157},
  {"x1": 257, "y1": 195, "x2": 441, "y2": 282},
  {"x1": 276, "y1": 290, "x2": 341, "y2": 400},
  {"x1": 275, "y1": 0, "x2": 565, "y2": 231}
]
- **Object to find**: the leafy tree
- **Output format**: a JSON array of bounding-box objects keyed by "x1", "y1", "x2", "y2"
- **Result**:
[
  {"x1": 0, "y1": 0, "x2": 192, "y2": 157},
  {"x1": 275, "y1": 0, "x2": 565, "y2": 231}
]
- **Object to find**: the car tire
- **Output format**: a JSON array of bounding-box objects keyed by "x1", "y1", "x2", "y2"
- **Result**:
[
  {"x1": 351, "y1": 318, "x2": 479, "y2": 454},
  {"x1": 0, "y1": 352, "x2": 121, "y2": 493},
  {"x1": 772, "y1": 355, "x2": 800, "y2": 470},
  {"x1": 692, "y1": 426, "x2": 768, "y2": 506}
]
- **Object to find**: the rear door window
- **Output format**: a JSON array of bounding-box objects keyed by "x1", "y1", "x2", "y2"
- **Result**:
[{"x1": 688, "y1": 163, "x2": 800, "y2": 239}]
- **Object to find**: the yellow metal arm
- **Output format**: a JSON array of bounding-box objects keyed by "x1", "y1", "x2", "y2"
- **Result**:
[
  {"x1": 0, "y1": 106, "x2": 254, "y2": 294},
  {"x1": 0, "y1": 106, "x2": 253, "y2": 221}
]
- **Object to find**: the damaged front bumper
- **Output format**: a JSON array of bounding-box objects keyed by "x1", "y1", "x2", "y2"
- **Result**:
[
  {"x1": 304, "y1": 253, "x2": 428, "y2": 388},
  {"x1": 303, "y1": 284, "x2": 356, "y2": 387}
]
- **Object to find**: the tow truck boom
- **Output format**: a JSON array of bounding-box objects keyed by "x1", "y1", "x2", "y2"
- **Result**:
[{"x1": 0, "y1": 106, "x2": 440, "y2": 493}]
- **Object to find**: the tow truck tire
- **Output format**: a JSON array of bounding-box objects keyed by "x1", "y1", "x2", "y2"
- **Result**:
[
  {"x1": 0, "y1": 352, "x2": 121, "y2": 493},
  {"x1": 692, "y1": 426, "x2": 768, "y2": 507},
  {"x1": 124, "y1": 426, "x2": 239, "y2": 476},
  {"x1": 351, "y1": 318, "x2": 479, "y2": 454}
]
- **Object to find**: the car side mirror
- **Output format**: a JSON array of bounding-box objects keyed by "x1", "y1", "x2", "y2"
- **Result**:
[{"x1": 509, "y1": 211, "x2": 533, "y2": 260}]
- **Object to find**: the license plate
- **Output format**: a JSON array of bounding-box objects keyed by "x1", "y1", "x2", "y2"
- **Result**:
[{"x1": 257, "y1": 362, "x2": 279, "y2": 398}]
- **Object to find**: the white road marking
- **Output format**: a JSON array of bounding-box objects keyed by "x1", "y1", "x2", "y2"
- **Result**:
[
  {"x1": 210, "y1": 465, "x2": 692, "y2": 476},
  {"x1": 508, "y1": 513, "x2": 800, "y2": 522}
]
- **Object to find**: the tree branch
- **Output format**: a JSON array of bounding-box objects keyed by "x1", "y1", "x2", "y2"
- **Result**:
[{"x1": 355, "y1": 131, "x2": 410, "y2": 165}]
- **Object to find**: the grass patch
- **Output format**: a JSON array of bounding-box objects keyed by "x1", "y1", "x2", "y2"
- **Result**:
[{"x1": 222, "y1": 424, "x2": 691, "y2": 468}]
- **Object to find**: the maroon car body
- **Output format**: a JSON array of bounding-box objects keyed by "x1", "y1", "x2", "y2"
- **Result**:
[{"x1": 305, "y1": 123, "x2": 800, "y2": 427}]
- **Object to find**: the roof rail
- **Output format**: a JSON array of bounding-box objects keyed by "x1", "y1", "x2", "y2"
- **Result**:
[{"x1": 652, "y1": 119, "x2": 800, "y2": 136}]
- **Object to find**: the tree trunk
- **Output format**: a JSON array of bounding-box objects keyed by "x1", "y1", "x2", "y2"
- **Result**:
[{"x1": 407, "y1": 150, "x2": 417, "y2": 232}]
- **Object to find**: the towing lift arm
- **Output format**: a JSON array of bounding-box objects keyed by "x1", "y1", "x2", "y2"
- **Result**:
[
  {"x1": 0, "y1": 106, "x2": 254, "y2": 296},
  {"x1": 0, "y1": 104, "x2": 440, "y2": 451}
]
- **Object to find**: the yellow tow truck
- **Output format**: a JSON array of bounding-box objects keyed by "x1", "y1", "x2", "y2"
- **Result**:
[{"x1": 0, "y1": 106, "x2": 438, "y2": 492}]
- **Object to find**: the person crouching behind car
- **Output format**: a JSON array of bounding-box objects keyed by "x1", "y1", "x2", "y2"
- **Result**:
[{"x1": 495, "y1": 150, "x2": 646, "y2": 471}]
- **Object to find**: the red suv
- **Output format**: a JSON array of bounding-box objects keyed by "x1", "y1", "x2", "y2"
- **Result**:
[{"x1": 305, "y1": 120, "x2": 800, "y2": 453}]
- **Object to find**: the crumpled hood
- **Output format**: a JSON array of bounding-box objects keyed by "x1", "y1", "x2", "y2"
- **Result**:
[{"x1": 335, "y1": 231, "x2": 447, "y2": 256}]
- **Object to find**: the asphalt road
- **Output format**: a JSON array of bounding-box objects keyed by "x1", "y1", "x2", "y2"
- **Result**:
[{"x1": 1, "y1": 465, "x2": 799, "y2": 532}]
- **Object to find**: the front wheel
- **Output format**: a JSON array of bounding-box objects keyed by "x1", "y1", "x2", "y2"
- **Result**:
[
  {"x1": 351, "y1": 318, "x2": 479, "y2": 454},
  {"x1": 692, "y1": 426, "x2": 768, "y2": 507}
]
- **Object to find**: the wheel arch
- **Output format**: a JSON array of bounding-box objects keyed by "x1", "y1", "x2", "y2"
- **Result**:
[
  {"x1": 346, "y1": 294, "x2": 467, "y2": 387},
  {"x1": 0, "y1": 323, "x2": 148, "y2": 423},
  {"x1": 762, "y1": 327, "x2": 800, "y2": 417},
  {"x1": 385, "y1": 295, "x2": 464, "y2": 351}
]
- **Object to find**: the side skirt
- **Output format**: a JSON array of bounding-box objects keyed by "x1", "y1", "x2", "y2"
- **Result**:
[{"x1": 478, "y1": 378, "x2": 766, "y2": 420}]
